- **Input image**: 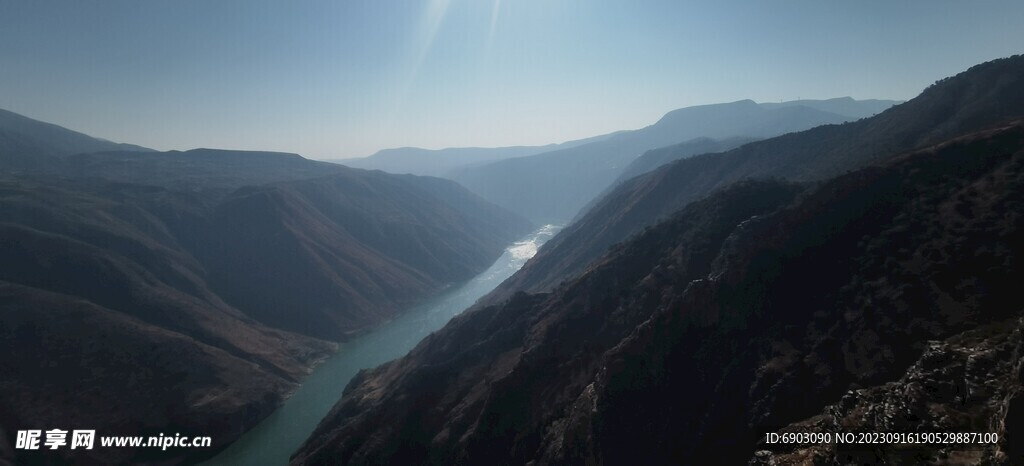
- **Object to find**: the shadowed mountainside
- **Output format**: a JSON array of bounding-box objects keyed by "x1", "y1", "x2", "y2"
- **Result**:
[
  {"x1": 488, "y1": 54, "x2": 1024, "y2": 303},
  {"x1": 201, "y1": 171, "x2": 534, "y2": 339},
  {"x1": 0, "y1": 179, "x2": 335, "y2": 465},
  {"x1": 0, "y1": 108, "x2": 152, "y2": 170},
  {"x1": 608, "y1": 136, "x2": 759, "y2": 194},
  {"x1": 293, "y1": 122, "x2": 1024, "y2": 465},
  {"x1": 0, "y1": 114, "x2": 532, "y2": 464},
  {"x1": 450, "y1": 98, "x2": 894, "y2": 224}
]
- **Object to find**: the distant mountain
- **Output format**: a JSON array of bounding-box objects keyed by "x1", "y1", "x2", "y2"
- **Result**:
[
  {"x1": 0, "y1": 118, "x2": 532, "y2": 463},
  {"x1": 450, "y1": 98, "x2": 896, "y2": 224},
  {"x1": 0, "y1": 108, "x2": 353, "y2": 197},
  {"x1": 292, "y1": 121, "x2": 1024, "y2": 465},
  {"x1": 490, "y1": 54, "x2": 1024, "y2": 300},
  {"x1": 335, "y1": 146, "x2": 545, "y2": 177},
  {"x1": 759, "y1": 96, "x2": 899, "y2": 119},
  {"x1": 62, "y1": 148, "x2": 352, "y2": 200},
  {"x1": 331, "y1": 132, "x2": 616, "y2": 178},
  {"x1": 0, "y1": 108, "x2": 151, "y2": 170}
]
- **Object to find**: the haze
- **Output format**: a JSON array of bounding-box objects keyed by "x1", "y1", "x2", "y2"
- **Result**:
[{"x1": 1, "y1": 0, "x2": 1022, "y2": 159}]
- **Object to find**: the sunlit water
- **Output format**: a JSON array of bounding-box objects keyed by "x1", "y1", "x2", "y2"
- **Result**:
[{"x1": 203, "y1": 225, "x2": 559, "y2": 466}]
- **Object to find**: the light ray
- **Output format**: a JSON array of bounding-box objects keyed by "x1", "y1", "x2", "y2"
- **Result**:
[
  {"x1": 486, "y1": 0, "x2": 502, "y2": 57},
  {"x1": 395, "y1": 0, "x2": 452, "y2": 112}
]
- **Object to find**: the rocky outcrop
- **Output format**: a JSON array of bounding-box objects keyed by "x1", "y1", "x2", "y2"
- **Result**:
[{"x1": 751, "y1": 317, "x2": 1024, "y2": 465}]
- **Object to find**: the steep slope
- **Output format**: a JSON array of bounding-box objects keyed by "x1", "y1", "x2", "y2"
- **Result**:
[
  {"x1": 201, "y1": 171, "x2": 533, "y2": 339},
  {"x1": 0, "y1": 283, "x2": 317, "y2": 466},
  {"x1": 492, "y1": 54, "x2": 1024, "y2": 300},
  {"x1": 0, "y1": 108, "x2": 151, "y2": 170},
  {"x1": 451, "y1": 99, "x2": 889, "y2": 224},
  {"x1": 0, "y1": 179, "x2": 335, "y2": 465},
  {"x1": 4, "y1": 146, "x2": 531, "y2": 340},
  {"x1": 293, "y1": 122, "x2": 1024, "y2": 465},
  {"x1": 612, "y1": 136, "x2": 758, "y2": 186},
  {"x1": 751, "y1": 319, "x2": 1024, "y2": 465},
  {"x1": 0, "y1": 125, "x2": 532, "y2": 463}
]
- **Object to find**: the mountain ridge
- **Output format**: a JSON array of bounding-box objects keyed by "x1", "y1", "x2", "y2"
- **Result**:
[
  {"x1": 0, "y1": 107, "x2": 152, "y2": 170},
  {"x1": 0, "y1": 112, "x2": 533, "y2": 464},
  {"x1": 333, "y1": 131, "x2": 619, "y2": 178},
  {"x1": 485, "y1": 54, "x2": 1024, "y2": 303},
  {"x1": 292, "y1": 120, "x2": 1024, "y2": 465},
  {"x1": 450, "y1": 98, "x2": 894, "y2": 224}
]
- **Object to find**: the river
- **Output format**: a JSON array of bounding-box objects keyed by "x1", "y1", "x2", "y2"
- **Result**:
[{"x1": 203, "y1": 225, "x2": 559, "y2": 466}]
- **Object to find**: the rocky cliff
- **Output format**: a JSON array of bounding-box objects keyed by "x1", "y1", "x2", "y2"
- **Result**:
[{"x1": 294, "y1": 123, "x2": 1024, "y2": 465}]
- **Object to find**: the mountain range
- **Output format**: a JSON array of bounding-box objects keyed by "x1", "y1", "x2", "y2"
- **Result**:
[
  {"x1": 486, "y1": 54, "x2": 1024, "y2": 303},
  {"x1": 0, "y1": 112, "x2": 531, "y2": 464},
  {"x1": 3, "y1": 52, "x2": 1021, "y2": 466},
  {"x1": 333, "y1": 131, "x2": 616, "y2": 178},
  {"x1": 292, "y1": 55, "x2": 1024, "y2": 465},
  {"x1": 0, "y1": 108, "x2": 153, "y2": 170},
  {"x1": 448, "y1": 97, "x2": 896, "y2": 224},
  {"x1": 334, "y1": 98, "x2": 897, "y2": 225}
]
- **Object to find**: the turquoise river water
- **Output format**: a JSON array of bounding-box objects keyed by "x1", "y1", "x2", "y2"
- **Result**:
[{"x1": 203, "y1": 225, "x2": 558, "y2": 466}]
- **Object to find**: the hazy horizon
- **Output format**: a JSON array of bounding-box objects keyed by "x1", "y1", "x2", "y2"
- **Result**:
[{"x1": 2, "y1": 1, "x2": 1022, "y2": 159}]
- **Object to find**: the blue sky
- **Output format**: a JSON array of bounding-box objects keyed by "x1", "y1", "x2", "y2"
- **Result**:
[{"x1": 1, "y1": 1, "x2": 1022, "y2": 159}]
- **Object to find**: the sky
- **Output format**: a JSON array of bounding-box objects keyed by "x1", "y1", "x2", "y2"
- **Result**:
[{"x1": 1, "y1": 1, "x2": 1023, "y2": 159}]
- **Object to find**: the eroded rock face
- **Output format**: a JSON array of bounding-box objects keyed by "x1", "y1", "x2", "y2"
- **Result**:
[
  {"x1": 751, "y1": 318, "x2": 1024, "y2": 465},
  {"x1": 293, "y1": 123, "x2": 1024, "y2": 465}
]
